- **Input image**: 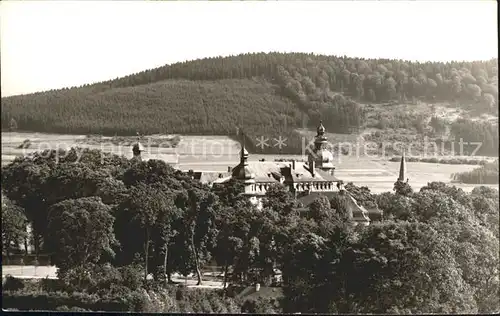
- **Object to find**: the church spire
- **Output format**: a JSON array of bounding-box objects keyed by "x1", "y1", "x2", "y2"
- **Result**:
[
  {"x1": 398, "y1": 150, "x2": 406, "y2": 182},
  {"x1": 239, "y1": 129, "x2": 249, "y2": 165}
]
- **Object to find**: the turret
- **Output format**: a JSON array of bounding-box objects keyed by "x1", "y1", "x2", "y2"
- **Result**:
[
  {"x1": 308, "y1": 120, "x2": 334, "y2": 173},
  {"x1": 231, "y1": 137, "x2": 255, "y2": 182},
  {"x1": 230, "y1": 132, "x2": 258, "y2": 206}
]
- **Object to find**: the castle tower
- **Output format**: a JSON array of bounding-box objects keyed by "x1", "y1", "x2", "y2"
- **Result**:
[
  {"x1": 308, "y1": 121, "x2": 335, "y2": 174},
  {"x1": 231, "y1": 132, "x2": 256, "y2": 199},
  {"x1": 397, "y1": 151, "x2": 406, "y2": 182}
]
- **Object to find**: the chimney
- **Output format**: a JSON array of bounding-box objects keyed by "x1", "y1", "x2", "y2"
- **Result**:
[
  {"x1": 292, "y1": 160, "x2": 296, "y2": 170},
  {"x1": 310, "y1": 161, "x2": 315, "y2": 177},
  {"x1": 228, "y1": 166, "x2": 232, "y2": 173}
]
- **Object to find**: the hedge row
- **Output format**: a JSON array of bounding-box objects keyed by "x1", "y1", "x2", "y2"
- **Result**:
[
  {"x1": 453, "y1": 159, "x2": 499, "y2": 184},
  {"x1": 1, "y1": 278, "x2": 263, "y2": 313},
  {"x1": 3, "y1": 255, "x2": 52, "y2": 266},
  {"x1": 388, "y1": 156, "x2": 489, "y2": 165},
  {"x1": 2, "y1": 290, "x2": 146, "y2": 312},
  {"x1": 1, "y1": 288, "x2": 253, "y2": 313}
]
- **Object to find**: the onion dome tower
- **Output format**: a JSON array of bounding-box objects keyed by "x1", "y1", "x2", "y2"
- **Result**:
[
  {"x1": 231, "y1": 131, "x2": 256, "y2": 198},
  {"x1": 231, "y1": 135, "x2": 256, "y2": 184},
  {"x1": 308, "y1": 121, "x2": 334, "y2": 172}
]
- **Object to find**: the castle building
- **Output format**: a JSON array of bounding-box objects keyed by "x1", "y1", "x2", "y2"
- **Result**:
[
  {"x1": 129, "y1": 123, "x2": 382, "y2": 226},
  {"x1": 206, "y1": 122, "x2": 374, "y2": 226}
]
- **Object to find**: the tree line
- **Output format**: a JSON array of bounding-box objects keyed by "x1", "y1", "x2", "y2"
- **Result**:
[
  {"x1": 453, "y1": 159, "x2": 499, "y2": 184},
  {"x1": 2, "y1": 53, "x2": 497, "y2": 154},
  {"x1": 2, "y1": 147, "x2": 498, "y2": 313}
]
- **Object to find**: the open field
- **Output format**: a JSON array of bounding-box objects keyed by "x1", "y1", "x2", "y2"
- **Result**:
[{"x1": 2, "y1": 132, "x2": 497, "y2": 193}]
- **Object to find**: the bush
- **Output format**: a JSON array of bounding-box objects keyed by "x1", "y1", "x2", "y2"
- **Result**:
[
  {"x1": 1, "y1": 276, "x2": 69, "y2": 293},
  {"x1": 118, "y1": 264, "x2": 143, "y2": 289},
  {"x1": 55, "y1": 305, "x2": 88, "y2": 311},
  {"x1": 87, "y1": 264, "x2": 123, "y2": 294},
  {"x1": 56, "y1": 263, "x2": 145, "y2": 294},
  {"x1": 41, "y1": 278, "x2": 67, "y2": 292},
  {"x1": 241, "y1": 297, "x2": 282, "y2": 314},
  {"x1": 3, "y1": 272, "x2": 255, "y2": 313},
  {"x1": 3, "y1": 275, "x2": 25, "y2": 291},
  {"x1": 421, "y1": 157, "x2": 438, "y2": 163},
  {"x1": 390, "y1": 156, "x2": 489, "y2": 165},
  {"x1": 17, "y1": 139, "x2": 31, "y2": 149},
  {"x1": 55, "y1": 305, "x2": 70, "y2": 311},
  {"x1": 175, "y1": 285, "x2": 188, "y2": 301}
]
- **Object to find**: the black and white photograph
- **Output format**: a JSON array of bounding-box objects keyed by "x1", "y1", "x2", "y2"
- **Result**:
[{"x1": 1, "y1": 0, "x2": 498, "y2": 313}]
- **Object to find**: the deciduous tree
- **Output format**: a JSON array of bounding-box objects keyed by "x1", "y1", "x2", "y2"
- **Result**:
[
  {"x1": 2, "y1": 196, "x2": 27, "y2": 257},
  {"x1": 46, "y1": 197, "x2": 117, "y2": 275}
]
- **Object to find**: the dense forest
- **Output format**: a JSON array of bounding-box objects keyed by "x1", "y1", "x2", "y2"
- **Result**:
[
  {"x1": 2, "y1": 148, "x2": 498, "y2": 313},
  {"x1": 2, "y1": 52, "x2": 498, "y2": 154}
]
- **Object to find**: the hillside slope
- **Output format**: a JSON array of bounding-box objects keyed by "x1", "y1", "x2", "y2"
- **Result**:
[
  {"x1": 2, "y1": 78, "x2": 301, "y2": 136},
  {"x1": 2, "y1": 52, "x2": 498, "y2": 154}
]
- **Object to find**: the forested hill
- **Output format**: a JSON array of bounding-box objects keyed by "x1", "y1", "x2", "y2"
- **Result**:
[{"x1": 2, "y1": 52, "x2": 498, "y2": 154}]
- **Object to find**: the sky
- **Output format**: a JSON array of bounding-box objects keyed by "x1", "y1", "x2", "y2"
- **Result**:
[{"x1": 1, "y1": 1, "x2": 498, "y2": 97}]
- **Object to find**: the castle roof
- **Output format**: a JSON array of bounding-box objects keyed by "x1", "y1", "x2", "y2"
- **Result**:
[
  {"x1": 287, "y1": 163, "x2": 338, "y2": 182},
  {"x1": 199, "y1": 172, "x2": 231, "y2": 184},
  {"x1": 298, "y1": 191, "x2": 375, "y2": 224},
  {"x1": 231, "y1": 139, "x2": 256, "y2": 182}
]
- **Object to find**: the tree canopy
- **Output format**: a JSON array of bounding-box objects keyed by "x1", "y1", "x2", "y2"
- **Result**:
[{"x1": 1, "y1": 147, "x2": 498, "y2": 313}]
